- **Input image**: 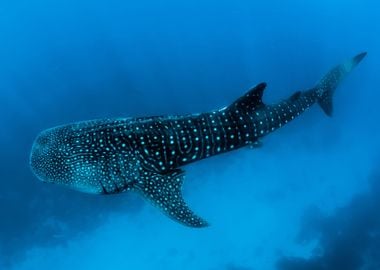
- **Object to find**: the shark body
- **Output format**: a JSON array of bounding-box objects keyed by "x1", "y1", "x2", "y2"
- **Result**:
[{"x1": 30, "y1": 53, "x2": 366, "y2": 227}]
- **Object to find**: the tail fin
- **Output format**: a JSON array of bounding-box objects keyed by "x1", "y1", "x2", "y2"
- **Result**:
[{"x1": 316, "y1": 52, "x2": 367, "y2": 116}]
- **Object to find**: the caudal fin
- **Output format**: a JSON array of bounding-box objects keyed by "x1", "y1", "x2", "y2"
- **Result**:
[{"x1": 316, "y1": 52, "x2": 367, "y2": 116}]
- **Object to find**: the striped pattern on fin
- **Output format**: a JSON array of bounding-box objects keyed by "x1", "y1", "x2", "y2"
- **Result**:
[{"x1": 135, "y1": 169, "x2": 208, "y2": 228}]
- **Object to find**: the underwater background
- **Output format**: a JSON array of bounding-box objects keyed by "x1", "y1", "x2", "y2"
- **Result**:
[{"x1": 0, "y1": 0, "x2": 379, "y2": 269}]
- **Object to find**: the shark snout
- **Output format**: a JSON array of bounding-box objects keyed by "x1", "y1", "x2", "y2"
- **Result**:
[
  {"x1": 30, "y1": 129, "x2": 60, "y2": 182},
  {"x1": 30, "y1": 132, "x2": 49, "y2": 182}
]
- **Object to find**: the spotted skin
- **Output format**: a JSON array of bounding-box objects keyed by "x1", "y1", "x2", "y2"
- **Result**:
[{"x1": 30, "y1": 53, "x2": 366, "y2": 228}]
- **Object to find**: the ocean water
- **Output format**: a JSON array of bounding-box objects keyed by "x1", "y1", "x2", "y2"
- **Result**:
[{"x1": 0, "y1": 0, "x2": 379, "y2": 269}]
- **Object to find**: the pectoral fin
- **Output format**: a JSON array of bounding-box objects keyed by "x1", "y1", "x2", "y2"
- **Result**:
[{"x1": 134, "y1": 169, "x2": 208, "y2": 228}]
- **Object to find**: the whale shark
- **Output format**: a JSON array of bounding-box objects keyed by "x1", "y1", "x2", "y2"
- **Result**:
[{"x1": 30, "y1": 52, "x2": 366, "y2": 227}]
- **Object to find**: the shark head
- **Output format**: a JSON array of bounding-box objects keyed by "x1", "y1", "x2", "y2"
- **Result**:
[
  {"x1": 30, "y1": 123, "x2": 106, "y2": 194},
  {"x1": 30, "y1": 127, "x2": 67, "y2": 183}
]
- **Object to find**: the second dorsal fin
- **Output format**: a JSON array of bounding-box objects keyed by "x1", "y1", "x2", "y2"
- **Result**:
[{"x1": 229, "y1": 83, "x2": 267, "y2": 112}]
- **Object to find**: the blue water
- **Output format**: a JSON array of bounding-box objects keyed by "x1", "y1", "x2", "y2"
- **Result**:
[{"x1": 1, "y1": 0, "x2": 379, "y2": 269}]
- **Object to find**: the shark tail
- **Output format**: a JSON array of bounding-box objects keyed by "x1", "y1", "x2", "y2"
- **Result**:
[{"x1": 315, "y1": 52, "x2": 367, "y2": 116}]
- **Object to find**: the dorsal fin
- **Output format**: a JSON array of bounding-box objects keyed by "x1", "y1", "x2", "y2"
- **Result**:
[{"x1": 229, "y1": 83, "x2": 267, "y2": 112}]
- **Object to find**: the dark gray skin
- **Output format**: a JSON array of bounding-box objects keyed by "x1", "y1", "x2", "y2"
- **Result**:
[{"x1": 30, "y1": 53, "x2": 366, "y2": 227}]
